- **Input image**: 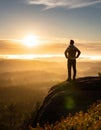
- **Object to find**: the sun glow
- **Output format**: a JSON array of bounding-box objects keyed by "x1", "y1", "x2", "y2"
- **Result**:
[{"x1": 22, "y1": 35, "x2": 39, "y2": 47}]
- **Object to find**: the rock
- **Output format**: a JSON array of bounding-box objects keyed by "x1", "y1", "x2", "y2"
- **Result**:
[{"x1": 32, "y1": 76, "x2": 101, "y2": 127}]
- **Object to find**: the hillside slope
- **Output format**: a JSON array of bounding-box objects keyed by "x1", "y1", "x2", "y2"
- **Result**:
[{"x1": 32, "y1": 76, "x2": 101, "y2": 127}]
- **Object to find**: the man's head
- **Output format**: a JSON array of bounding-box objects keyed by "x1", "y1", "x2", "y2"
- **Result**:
[{"x1": 70, "y1": 40, "x2": 74, "y2": 45}]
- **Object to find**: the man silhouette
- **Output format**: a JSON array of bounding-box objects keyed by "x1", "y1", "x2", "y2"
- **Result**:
[{"x1": 64, "y1": 40, "x2": 81, "y2": 81}]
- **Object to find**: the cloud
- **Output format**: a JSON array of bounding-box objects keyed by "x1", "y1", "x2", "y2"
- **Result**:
[{"x1": 27, "y1": 0, "x2": 101, "y2": 9}]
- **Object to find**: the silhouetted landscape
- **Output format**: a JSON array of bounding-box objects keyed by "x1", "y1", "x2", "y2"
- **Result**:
[{"x1": 0, "y1": 59, "x2": 101, "y2": 129}]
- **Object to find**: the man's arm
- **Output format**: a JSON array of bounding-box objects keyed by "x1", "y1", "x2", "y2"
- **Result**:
[
  {"x1": 64, "y1": 48, "x2": 68, "y2": 59},
  {"x1": 76, "y1": 49, "x2": 81, "y2": 58}
]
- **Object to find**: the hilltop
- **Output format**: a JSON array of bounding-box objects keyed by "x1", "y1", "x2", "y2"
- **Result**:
[{"x1": 32, "y1": 76, "x2": 101, "y2": 127}]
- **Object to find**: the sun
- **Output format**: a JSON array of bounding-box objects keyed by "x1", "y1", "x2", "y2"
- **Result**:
[{"x1": 22, "y1": 35, "x2": 38, "y2": 47}]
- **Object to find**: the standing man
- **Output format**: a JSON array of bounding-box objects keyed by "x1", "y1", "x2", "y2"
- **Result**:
[{"x1": 64, "y1": 40, "x2": 81, "y2": 81}]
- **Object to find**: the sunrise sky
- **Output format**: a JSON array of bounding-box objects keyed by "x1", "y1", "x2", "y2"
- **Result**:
[{"x1": 0, "y1": 0, "x2": 101, "y2": 59}]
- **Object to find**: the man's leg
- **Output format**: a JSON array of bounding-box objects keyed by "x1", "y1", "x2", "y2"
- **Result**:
[
  {"x1": 68, "y1": 60, "x2": 71, "y2": 80},
  {"x1": 73, "y1": 60, "x2": 76, "y2": 80}
]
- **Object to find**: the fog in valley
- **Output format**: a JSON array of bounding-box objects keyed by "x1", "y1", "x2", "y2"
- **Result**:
[{"x1": 0, "y1": 59, "x2": 101, "y2": 112}]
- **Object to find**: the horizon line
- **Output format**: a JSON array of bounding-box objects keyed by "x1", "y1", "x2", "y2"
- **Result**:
[{"x1": 0, "y1": 54, "x2": 101, "y2": 61}]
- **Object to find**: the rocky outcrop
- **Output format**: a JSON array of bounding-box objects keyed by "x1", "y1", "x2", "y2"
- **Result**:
[{"x1": 32, "y1": 76, "x2": 101, "y2": 127}]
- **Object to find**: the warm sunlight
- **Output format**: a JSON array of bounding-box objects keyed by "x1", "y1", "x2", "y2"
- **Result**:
[{"x1": 22, "y1": 35, "x2": 39, "y2": 47}]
